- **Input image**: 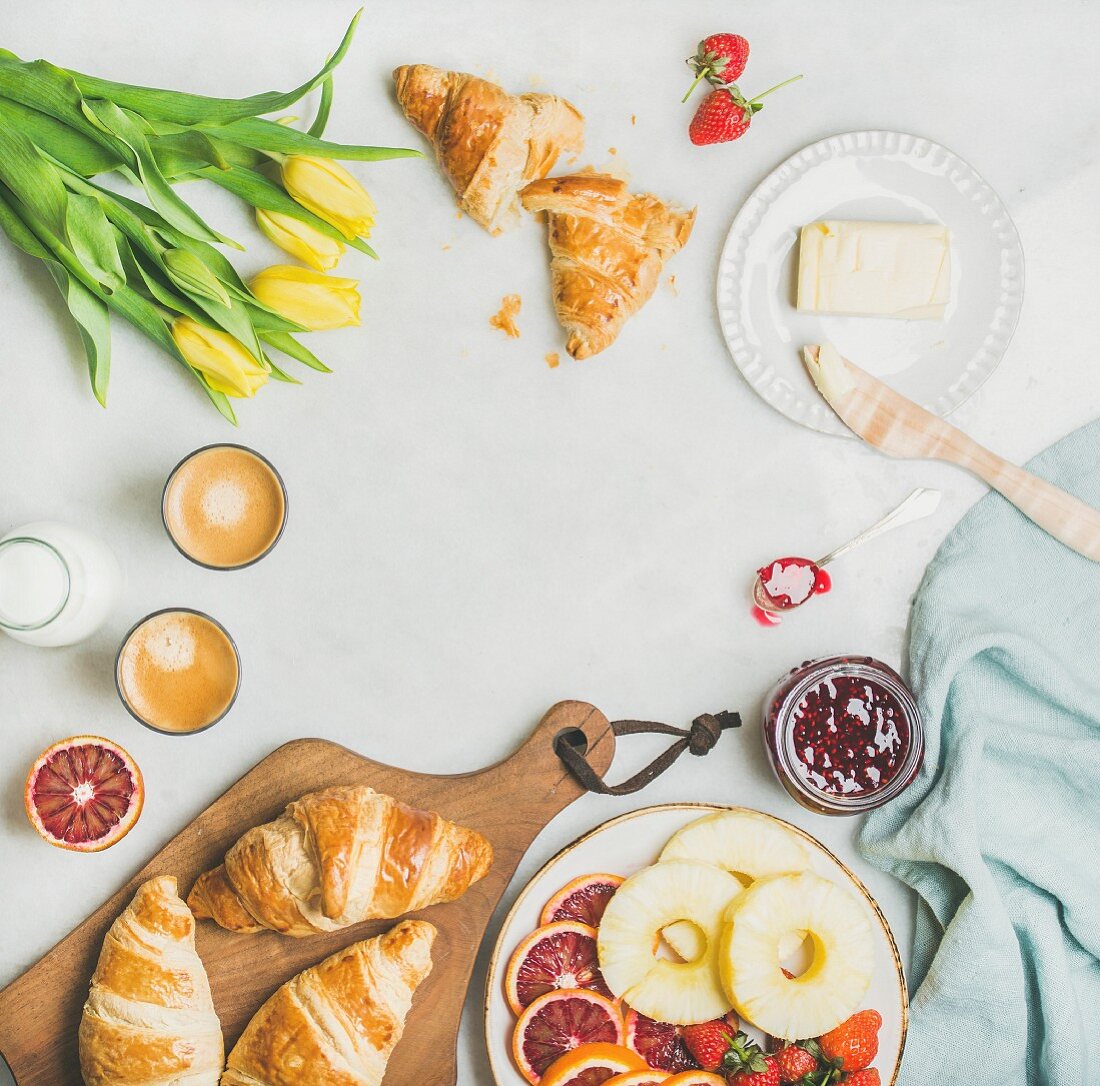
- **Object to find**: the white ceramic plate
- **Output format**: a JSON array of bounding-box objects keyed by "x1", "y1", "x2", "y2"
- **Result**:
[
  {"x1": 717, "y1": 130, "x2": 1025, "y2": 436},
  {"x1": 485, "y1": 804, "x2": 907, "y2": 1085}
]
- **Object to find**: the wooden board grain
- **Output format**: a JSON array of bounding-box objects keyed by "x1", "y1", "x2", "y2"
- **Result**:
[{"x1": 0, "y1": 700, "x2": 615, "y2": 1086}]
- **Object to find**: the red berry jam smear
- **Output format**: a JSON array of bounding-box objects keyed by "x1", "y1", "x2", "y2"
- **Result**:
[
  {"x1": 752, "y1": 558, "x2": 832, "y2": 626},
  {"x1": 791, "y1": 674, "x2": 909, "y2": 796}
]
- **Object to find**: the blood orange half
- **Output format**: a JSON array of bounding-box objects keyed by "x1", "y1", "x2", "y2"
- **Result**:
[
  {"x1": 605, "y1": 1072, "x2": 671, "y2": 1085},
  {"x1": 541, "y1": 873, "x2": 624, "y2": 928},
  {"x1": 506, "y1": 921, "x2": 613, "y2": 1016},
  {"x1": 512, "y1": 990, "x2": 626, "y2": 1084},
  {"x1": 540, "y1": 1042, "x2": 647, "y2": 1086},
  {"x1": 24, "y1": 736, "x2": 144, "y2": 852}
]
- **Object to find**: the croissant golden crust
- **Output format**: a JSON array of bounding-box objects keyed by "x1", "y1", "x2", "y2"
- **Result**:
[
  {"x1": 220, "y1": 920, "x2": 436, "y2": 1086},
  {"x1": 79, "y1": 876, "x2": 224, "y2": 1086},
  {"x1": 393, "y1": 63, "x2": 584, "y2": 234},
  {"x1": 187, "y1": 785, "x2": 493, "y2": 937},
  {"x1": 520, "y1": 172, "x2": 695, "y2": 359}
]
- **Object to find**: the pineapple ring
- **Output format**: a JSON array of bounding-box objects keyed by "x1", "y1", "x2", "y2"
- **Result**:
[
  {"x1": 598, "y1": 861, "x2": 742, "y2": 1025},
  {"x1": 659, "y1": 811, "x2": 812, "y2": 963},
  {"x1": 719, "y1": 871, "x2": 874, "y2": 1039}
]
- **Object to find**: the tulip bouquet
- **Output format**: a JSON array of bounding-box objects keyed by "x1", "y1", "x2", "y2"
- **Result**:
[{"x1": 0, "y1": 10, "x2": 417, "y2": 421}]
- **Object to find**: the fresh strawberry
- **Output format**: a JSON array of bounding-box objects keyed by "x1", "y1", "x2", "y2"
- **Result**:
[
  {"x1": 843, "y1": 1070, "x2": 881, "y2": 1086},
  {"x1": 721, "y1": 1032, "x2": 780, "y2": 1086},
  {"x1": 773, "y1": 1043, "x2": 819, "y2": 1082},
  {"x1": 818, "y1": 1009, "x2": 882, "y2": 1071},
  {"x1": 688, "y1": 88, "x2": 752, "y2": 146},
  {"x1": 688, "y1": 75, "x2": 803, "y2": 147},
  {"x1": 683, "y1": 33, "x2": 750, "y2": 101},
  {"x1": 682, "y1": 1013, "x2": 738, "y2": 1071}
]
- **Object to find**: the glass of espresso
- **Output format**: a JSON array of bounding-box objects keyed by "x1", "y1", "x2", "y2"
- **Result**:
[
  {"x1": 116, "y1": 608, "x2": 241, "y2": 735},
  {"x1": 162, "y1": 444, "x2": 287, "y2": 570}
]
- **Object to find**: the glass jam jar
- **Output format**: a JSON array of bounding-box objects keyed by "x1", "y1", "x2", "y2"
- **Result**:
[{"x1": 763, "y1": 655, "x2": 924, "y2": 815}]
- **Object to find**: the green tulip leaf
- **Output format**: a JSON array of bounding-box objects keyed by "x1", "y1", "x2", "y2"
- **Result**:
[
  {"x1": 163, "y1": 248, "x2": 232, "y2": 307},
  {"x1": 64, "y1": 190, "x2": 126, "y2": 292},
  {"x1": 0, "y1": 97, "x2": 122, "y2": 176},
  {"x1": 261, "y1": 331, "x2": 332, "y2": 373},
  {"x1": 45, "y1": 262, "x2": 112, "y2": 405},
  {"x1": 0, "y1": 123, "x2": 69, "y2": 237},
  {"x1": 308, "y1": 75, "x2": 334, "y2": 138},
  {"x1": 204, "y1": 115, "x2": 421, "y2": 161},
  {"x1": 0, "y1": 182, "x2": 51, "y2": 259},
  {"x1": 64, "y1": 10, "x2": 363, "y2": 126},
  {"x1": 81, "y1": 98, "x2": 240, "y2": 249}
]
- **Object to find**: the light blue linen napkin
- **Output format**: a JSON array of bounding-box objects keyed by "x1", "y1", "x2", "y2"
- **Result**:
[{"x1": 859, "y1": 419, "x2": 1100, "y2": 1086}]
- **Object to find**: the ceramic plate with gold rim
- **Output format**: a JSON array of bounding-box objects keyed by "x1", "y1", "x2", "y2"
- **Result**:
[{"x1": 485, "y1": 804, "x2": 907, "y2": 1085}]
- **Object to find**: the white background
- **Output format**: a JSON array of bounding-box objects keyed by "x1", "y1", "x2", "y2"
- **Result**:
[{"x1": 1, "y1": 2, "x2": 1098, "y2": 1082}]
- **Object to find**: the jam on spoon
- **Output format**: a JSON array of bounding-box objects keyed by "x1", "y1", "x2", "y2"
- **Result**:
[{"x1": 751, "y1": 487, "x2": 940, "y2": 626}]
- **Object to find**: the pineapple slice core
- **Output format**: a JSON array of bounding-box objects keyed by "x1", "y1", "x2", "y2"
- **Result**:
[{"x1": 598, "y1": 861, "x2": 742, "y2": 1025}]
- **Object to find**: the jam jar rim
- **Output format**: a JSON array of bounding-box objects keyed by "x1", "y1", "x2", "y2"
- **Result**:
[{"x1": 770, "y1": 656, "x2": 925, "y2": 813}]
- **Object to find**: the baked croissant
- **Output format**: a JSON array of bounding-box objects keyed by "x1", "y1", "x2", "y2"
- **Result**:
[
  {"x1": 221, "y1": 920, "x2": 435, "y2": 1086},
  {"x1": 187, "y1": 785, "x2": 493, "y2": 937},
  {"x1": 520, "y1": 172, "x2": 696, "y2": 359},
  {"x1": 79, "y1": 876, "x2": 223, "y2": 1086},
  {"x1": 393, "y1": 63, "x2": 584, "y2": 234}
]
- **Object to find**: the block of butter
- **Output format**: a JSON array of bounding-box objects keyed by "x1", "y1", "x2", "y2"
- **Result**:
[{"x1": 796, "y1": 220, "x2": 951, "y2": 320}]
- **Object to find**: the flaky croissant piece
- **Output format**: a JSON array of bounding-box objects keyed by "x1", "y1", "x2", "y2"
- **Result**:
[
  {"x1": 221, "y1": 920, "x2": 435, "y2": 1086},
  {"x1": 79, "y1": 876, "x2": 224, "y2": 1086},
  {"x1": 520, "y1": 172, "x2": 696, "y2": 359},
  {"x1": 393, "y1": 63, "x2": 584, "y2": 234},
  {"x1": 187, "y1": 785, "x2": 493, "y2": 937}
]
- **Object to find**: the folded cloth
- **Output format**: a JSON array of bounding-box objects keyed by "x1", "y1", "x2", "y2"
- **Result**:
[{"x1": 860, "y1": 419, "x2": 1100, "y2": 1086}]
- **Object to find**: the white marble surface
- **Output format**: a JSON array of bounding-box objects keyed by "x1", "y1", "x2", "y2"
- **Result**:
[{"x1": 1, "y1": 1, "x2": 1098, "y2": 1082}]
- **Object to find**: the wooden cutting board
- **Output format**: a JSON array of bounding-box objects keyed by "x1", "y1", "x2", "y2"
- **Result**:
[{"x1": 0, "y1": 700, "x2": 615, "y2": 1086}]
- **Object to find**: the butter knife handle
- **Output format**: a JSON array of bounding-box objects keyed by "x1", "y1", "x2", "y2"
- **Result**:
[{"x1": 945, "y1": 438, "x2": 1100, "y2": 562}]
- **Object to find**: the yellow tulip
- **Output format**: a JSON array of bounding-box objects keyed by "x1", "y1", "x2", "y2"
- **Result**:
[
  {"x1": 170, "y1": 318, "x2": 268, "y2": 398},
  {"x1": 249, "y1": 266, "x2": 361, "y2": 331},
  {"x1": 256, "y1": 208, "x2": 344, "y2": 271},
  {"x1": 281, "y1": 155, "x2": 376, "y2": 240}
]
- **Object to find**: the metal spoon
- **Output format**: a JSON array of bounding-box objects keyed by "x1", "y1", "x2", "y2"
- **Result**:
[{"x1": 754, "y1": 487, "x2": 942, "y2": 613}]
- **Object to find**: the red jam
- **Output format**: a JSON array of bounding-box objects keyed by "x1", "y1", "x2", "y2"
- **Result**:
[
  {"x1": 752, "y1": 557, "x2": 832, "y2": 626},
  {"x1": 762, "y1": 656, "x2": 924, "y2": 815}
]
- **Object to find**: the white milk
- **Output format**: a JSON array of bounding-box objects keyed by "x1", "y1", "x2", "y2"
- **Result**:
[{"x1": 0, "y1": 521, "x2": 121, "y2": 647}]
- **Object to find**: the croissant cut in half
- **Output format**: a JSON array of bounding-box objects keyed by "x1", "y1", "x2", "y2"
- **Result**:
[
  {"x1": 188, "y1": 785, "x2": 493, "y2": 937},
  {"x1": 520, "y1": 171, "x2": 696, "y2": 359},
  {"x1": 393, "y1": 63, "x2": 584, "y2": 234}
]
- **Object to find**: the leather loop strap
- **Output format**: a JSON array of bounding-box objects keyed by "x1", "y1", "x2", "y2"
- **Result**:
[{"x1": 555, "y1": 710, "x2": 741, "y2": 796}]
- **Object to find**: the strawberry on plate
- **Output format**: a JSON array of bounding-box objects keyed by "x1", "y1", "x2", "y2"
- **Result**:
[
  {"x1": 683, "y1": 33, "x2": 750, "y2": 101},
  {"x1": 843, "y1": 1070, "x2": 882, "y2": 1086},
  {"x1": 772, "y1": 1042, "x2": 819, "y2": 1083},
  {"x1": 818, "y1": 1009, "x2": 882, "y2": 1071},
  {"x1": 681, "y1": 1015, "x2": 737, "y2": 1071}
]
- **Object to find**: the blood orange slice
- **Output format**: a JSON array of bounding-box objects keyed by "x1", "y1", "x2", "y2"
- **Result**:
[
  {"x1": 24, "y1": 736, "x2": 143, "y2": 852},
  {"x1": 540, "y1": 1042, "x2": 647, "y2": 1086},
  {"x1": 512, "y1": 990, "x2": 625, "y2": 1084},
  {"x1": 625, "y1": 1009, "x2": 738, "y2": 1073},
  {"x1": 605, "y1": 1072, "x2": 671, "y2": 1085},
  {"x1": 506, "y1": 921, "x2": 613, "y2": 1015},
  {"x1": 663, "y1": 1075, "x2": 727, "y2": 1086},
  {"x1": 541, "y1": 873, "x2": 624, "y2": 927},
  {"x1": 624, "y1": 1009, "x2": 698, "y2": 1073}
]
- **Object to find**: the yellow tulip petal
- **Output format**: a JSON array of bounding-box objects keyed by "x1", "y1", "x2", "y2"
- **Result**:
[{"x1": 256, "y1": 209, "x2": 344, "y2": 271}]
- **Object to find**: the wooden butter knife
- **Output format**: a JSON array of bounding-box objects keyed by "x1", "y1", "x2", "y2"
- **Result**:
[{"x1": 802, "y1": 345, "x2": 1100, "y2": 562}]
